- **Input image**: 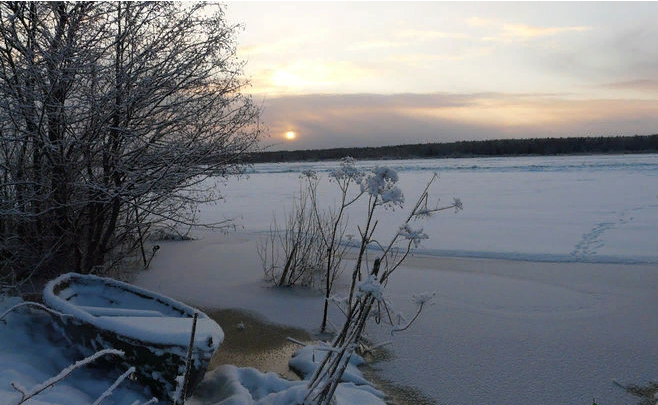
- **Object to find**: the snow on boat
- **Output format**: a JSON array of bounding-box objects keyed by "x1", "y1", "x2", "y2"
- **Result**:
[{"x1": 43, "y1": 272, "x2": 224, "y2": 403}]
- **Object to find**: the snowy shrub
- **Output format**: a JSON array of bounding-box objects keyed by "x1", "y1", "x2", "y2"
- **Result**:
[
  {"x1": 258, "y1": 183, "x2": 335, "y2": 289},
  {"x1": 259, "y1": 158, "x2": 365, "y2": 331},
  {"x1": 305, "y1": 172, "x2": 462, "y2": 405},
  {"x1": 260, "y1": 159, "x2": 464, "y2": 351},
  {"x1": 0, "y1": 2, "x2": 260, "y2": 285}
]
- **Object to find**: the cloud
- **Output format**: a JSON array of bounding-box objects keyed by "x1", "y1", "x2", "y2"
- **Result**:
[
  {"x1": 466, "y1": 17, "x2": 496, "y2": 27},
  {"x1": 504, "y1": 24, "x2": 591, "y2": 38},
  {"x1": 239, "y1": 37, "x2": 305, "y2": 57},
  {"x1": 483, "y1": 23, "x2": 592, "y2": 42},
  {"x1": 348, "y1": 40, "x2": 408, "y2": 50},
  {"x1": 539, "y1": 26, "x2": 658, "y2": 83},
  {"x1": 396, "y1": 29, "x2": 469, "y2": 40},
  {"x1": 387, "y1": 48, "x2": 493, "y2": 67},
  {"x1": 245, "y1": 60, "x2": 374, "y2": 95},
  {"x1": 257, "y1": 93, "x2": 658, "y2": 150},
  {"x1": 238, "y1": 31, "x2": 328, "y2": 57},
  {"x1": 601, "y1": 79, "x2": 658, "y2": 93},
  {"x1": 465, "y1": 16, "x2": 592, "y2": 43},
  {"x1": 344, "y1": 29, "x2": 469, "y2": 52}
]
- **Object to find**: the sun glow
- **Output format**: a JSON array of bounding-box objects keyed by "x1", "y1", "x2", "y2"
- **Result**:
[{"x1": 285, "y1": 131, "x2": 296, "y2": 140}]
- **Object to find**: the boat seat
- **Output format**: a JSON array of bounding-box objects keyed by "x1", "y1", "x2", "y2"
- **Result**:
[{"x1": 79, "y1": 305, "x2": 164, "y2": 317}]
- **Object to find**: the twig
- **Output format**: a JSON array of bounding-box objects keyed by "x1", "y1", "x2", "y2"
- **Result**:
[
  {"x1": 360, "y1": 340, "x2": 392, "y2": 355},
  {"x1": 286, "y1": 337, "x2": 307, "y2": 347},
  {"x1": 612, "y1": 379, "x2": 627, "y2": 390},
  {"x1": 392, "y1": 302, "x2": 426, "y2": 334},
  {"x1": 145, "y1": 245, "x2": 160, "y2": 269},
  {"x1": 91, "y1": 366, "x2": 136, "y2": 405},
  {"x1": 327, "y1": 318, "x2": 340, "y2": 333},
  {"x1": 130, "y1": 398, "x2": 158, "y2": 405},
  {"x1": 1, "y1": 301, "x2": 70, "y2": 324},
  {"x1": 12, "y1": 349, "x2": 124, "y2": 405}
]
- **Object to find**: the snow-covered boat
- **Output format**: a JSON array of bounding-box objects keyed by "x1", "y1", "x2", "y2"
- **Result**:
[{"x1": 43, "y1": 272, "x2": 224, "y2": 403}]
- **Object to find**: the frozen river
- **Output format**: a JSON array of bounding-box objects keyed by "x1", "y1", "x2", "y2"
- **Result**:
[
  {"x1": 136, "y1": 153, "x2": 658, "y2": 405},
  {"x1": 209, "y1": 153, "x2": 658, "y2": 264}
]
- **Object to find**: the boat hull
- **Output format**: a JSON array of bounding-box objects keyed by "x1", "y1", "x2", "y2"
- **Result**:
[{"x1": 44, "y1": 273, "x2": 223, "y2": 403}]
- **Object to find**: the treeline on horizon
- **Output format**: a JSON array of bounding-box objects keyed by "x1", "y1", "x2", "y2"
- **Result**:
[{"x1": 247, "y1": 134, "x2": 658, "y2": 163}]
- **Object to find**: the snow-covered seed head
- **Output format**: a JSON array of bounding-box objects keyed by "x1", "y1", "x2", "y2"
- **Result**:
[
  {"x1": 412, "y1": 291, "x2": 436, "y2": 307},
  {"x1": 357, "y1": 275, "x2": 384, "y2": 301},
  {"x1": 330, "y1": 156, "x2": 363, "y2": 182},
  {"x1": 361, "y1": 166, "x2": 404, "y2": 207},
  {"x1": 397, "y1": 224, "x2": 429, "y2": 248},
  {"x1": 300, "y1": 169, "x2": 317, "y2": 180}
]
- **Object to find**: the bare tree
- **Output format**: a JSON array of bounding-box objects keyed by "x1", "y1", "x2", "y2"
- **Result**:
[{"x1": 0, "y1": 2, "x2": 260, "y2": 287}]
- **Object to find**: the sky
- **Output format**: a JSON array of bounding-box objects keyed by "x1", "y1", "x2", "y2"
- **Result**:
[{"x1": 224, "y1": 2, "x2": 658, "y2": 151}]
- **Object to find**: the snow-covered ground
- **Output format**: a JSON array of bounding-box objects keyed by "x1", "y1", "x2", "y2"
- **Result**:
[
  {"x1": 2, "y1": 153, "x2": 657, "y2": 405},
  {"x1": 133, "y1": 231, "x2": 658, "y2": 405},
  {"x1": 134, "y1": 153, "x2": 658, "y2": 405},
  {"x1": 0, "y1": 297, "x2": 153, "y2": 405},
  {"x1": 0, "y1": 294, "x2": 385, "y2": 405}
]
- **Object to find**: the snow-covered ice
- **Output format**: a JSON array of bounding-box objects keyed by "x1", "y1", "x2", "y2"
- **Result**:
[
  {"x1": 133, "y1": 154, "x2": 658, "y2": 404},
  {"x1": 205, "y1": 154, "x2": 658, "y2": 264},
  {"x1": 2, "y1": 153, "x2": 657, "y2": 405},
  {"x1": 133, "y1": 231, "x2": 658, "y2": 404}
]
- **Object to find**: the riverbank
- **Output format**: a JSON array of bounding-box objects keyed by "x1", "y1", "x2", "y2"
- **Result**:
[
  {"x1": 195, "y1": 307, "x2": 437, "y2": 405},
  {"x1": 247, "y1": 134, "x2": 658, "y2": 164}
]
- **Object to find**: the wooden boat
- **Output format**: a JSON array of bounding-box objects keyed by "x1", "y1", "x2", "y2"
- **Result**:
[{"x1": 43, "y1": 272, "x2": 224, "y2": 403}]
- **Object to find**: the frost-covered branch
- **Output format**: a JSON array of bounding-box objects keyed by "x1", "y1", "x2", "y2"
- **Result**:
[
  {"x1": 0, "y1": 301, "x2": 70, "y2": 324},
  {"x1": 287, "y1": 337, "x2": 308, "y2": 347},
  {"x1": 11, "y1": 349, "x2": 125, "y2": 405},
  {"x1": 392, "y1": 292, "x2": 436, "y2": 335},
  {"x1": 130, "y1": 398, "x2": 158, "y2": 405},
  {"x1": 91, "y1": 366, "x2": 136, "y2": 405},
  {"x1": 360, "y1": 340, "x2": 392, "y2": 355}
]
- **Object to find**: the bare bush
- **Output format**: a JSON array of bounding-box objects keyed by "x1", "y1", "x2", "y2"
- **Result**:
[
  {"x1": 259, "y1": 182, "x2": 333, "y2": 288},
  {"x1": 0, "y1": 2, "x2": 260, "y2": 287}
]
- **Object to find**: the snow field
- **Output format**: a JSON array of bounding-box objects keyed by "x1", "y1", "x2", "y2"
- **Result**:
[
  {"x1": 135, "y1": 154, "x2": 658, "y2": 404},
  {"x1": 0, "y1": 297, "x2": 152, "y2": 405},
  {"x1": 2, "y1": 154, "x2": 657, "y2": 405}
]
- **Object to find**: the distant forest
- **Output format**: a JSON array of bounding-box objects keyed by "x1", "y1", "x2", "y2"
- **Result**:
[{"x1": 248, "y1": 134, "x2": 658, "y2": 163}]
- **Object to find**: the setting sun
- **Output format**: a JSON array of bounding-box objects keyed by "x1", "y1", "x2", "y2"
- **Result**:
[{"x1": 285, "y1": 130, "x2": 296, "y2": 140}]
